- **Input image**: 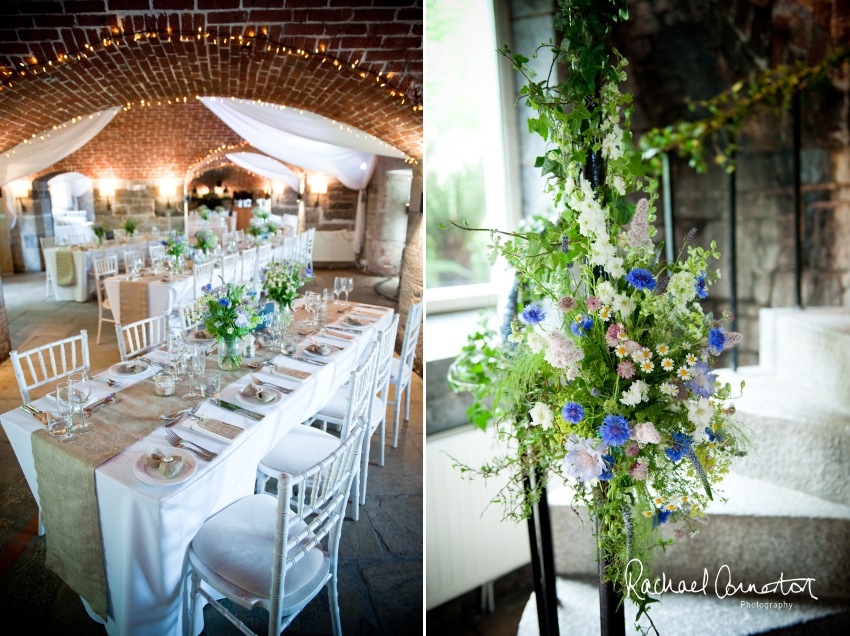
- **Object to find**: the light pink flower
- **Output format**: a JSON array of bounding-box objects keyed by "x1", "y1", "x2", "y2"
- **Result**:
[
  {"x1": 632, "y1": 421, "x2": 661, "y2": 444},
  {"x1": 557, "y1": 295, "x2": 577, "y2": 312},
  {"x1": 624, "y1": 339, "x2": 642, "y2": 355},
  {"x1": 617, "y1": 360, "x2": 636, "y2": 379},
  {"x1": 624, "y1": 441, "x2": 640, "y2": 457},
  {"x1": 586, "y1": 296, "x2": 602, "y2": 311},
  {"x1": 630, "y1": 461, "x2": 649, "y2": 481},
  {"x1": 544, "y1": 330, "x2": 585, "y2": 369},
  {"x1": 605, "y1": 323, "x2": 625, "y2": 347},
  {"x1": 626, "y1": 198, "x2": 653, "y2": 250}
]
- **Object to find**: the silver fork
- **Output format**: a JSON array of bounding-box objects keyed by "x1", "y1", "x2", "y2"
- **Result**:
[
  {"x1": 165, "y1": 429, "x2": 215, "y2": 461},
  {"x1": 249, "y1": 373, "x2": 293, "y2": 394}
]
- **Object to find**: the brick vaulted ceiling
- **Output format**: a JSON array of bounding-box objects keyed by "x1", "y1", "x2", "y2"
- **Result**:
[{"x1": 0, "y1": 1, "x2": 423, "y2": 158}]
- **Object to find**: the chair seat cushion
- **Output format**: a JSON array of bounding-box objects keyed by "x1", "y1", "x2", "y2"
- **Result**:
[
  {"x1": 315, "y1": 387, "x2": 387, "y2": 427},
  {"x1": 390, "y1": 357, "x2": 411, "y2": 385},
  {"x1": 192, "y1": 493, "x2": 325, "y2": 598},
  {"x1": 260, "y1": 425, "x2": 341, "y2": 475}
]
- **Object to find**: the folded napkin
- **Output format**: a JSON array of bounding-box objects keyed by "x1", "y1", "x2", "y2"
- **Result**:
[
  {"x1": 343, "y1": 316, "x2": 373, "y2": 327},
  {"x1": 273, "y1": 365, "x2": 313, "y2": 381},
  {"x1": 119, "y1": 362, "x2": 147, "y2": 374},
  {"x1": 353, "y1": 308, "x2": 386, "y2": 318},
  {"x1": 187, "y1": 416, "x2": 244, "y2": 444},
  {"x1": 241, "y1": 383, "x2": 275, "y2": 402},
  {"x1": 325, "y1": 329, "x2": 356, "y2": 341},
  {"x1": 55, "y1": 249, "x2": 75, "y2": 286}
]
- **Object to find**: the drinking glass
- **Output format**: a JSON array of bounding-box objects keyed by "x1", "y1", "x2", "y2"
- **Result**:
[
  {"x1": 343, "y1": 278, "x2": 354, "y2": 306},
  {"x1": 183, "y1": 345, "x2": 205, "y2": 400},
  {"x1": 303, "y1": 292, "x2": 318, "y2": 327},
  {"x1": 283, "y1": 332, "x2": 298, "y2": 354},
  {"x1": 47, "y1": 389, "x2": 75, "y2": 443},
  {"x1": 323, "y1": 289, "x2": 333, "y2": 304},
  {"x1": 317, "y1": 301, "x2": 328, "y2": 331},
  {"x1": 333, "y1": 277, "x2": 342, "y2": 304},
  {"x1": 63, "y1": 380, "x2": 93, "y2": 434},
  {"x1": 68, "y1": 371, "x2": 91, "y2": 407},
  {"x1": 202, "y1": 371, "x2": 221, "y2": 398}
]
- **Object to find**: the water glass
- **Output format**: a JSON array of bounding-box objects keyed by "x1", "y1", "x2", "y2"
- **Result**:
[
  {"x1": 68, "y1": 371, "x2": 91, "y2": 406},
  {"x1": 333, "y1": 277, "x2": 342, "y2": 304},
  {"x1": 183, "y1": 345, "x2": 206, "y2": 400},
  {"x1": 48, "y1": 389, "x2": 75, "y2": 443},
  {"x1": 202, "y1": 371, "x2": 221, "y2": 398},
  {"x1": 283, "y1": 332, "x2": 298, "y2": 354},
  {"x1": 343, "y1": 278, "x2": 354, "y2": 306}
]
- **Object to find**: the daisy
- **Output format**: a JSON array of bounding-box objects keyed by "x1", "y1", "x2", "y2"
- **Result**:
[
  {"x1": 686, "y1": 353, "x2": 698, "y2": 366},
  {"x1": 614, "y1": 344, "x2": 628, "y2": 358},
  {"x1": 599, "y1": 305, "x2": 612, "y2": 321},
  {"x1": 682, "y1": 341, "x2": 691, "y2": 351},
  {"x1": 653, "y1": 497, "x2": 664, "y2": 507},
  {"x1": 660, "y1": 357, "x2": 675, "y2": 371},
  {"x1": 659, "y1": 382, "x2": 677, "y2": 396},
  {"x1": 642, "y1": 510, "x2": 654, "y2": 518},
  {"x1": 665, "y1": 503, "x2": 677, "y2": 512},
  {"x1": 680, "y1": 496, "x2": 689, "y2": 503},
  {"x1": 639, "y1": 360, "x2": 654, "y2": 373},
  {"x1": 617, "y1": 331, "x2": 628, "y2": 341},
  {"x1": 677, "y1": 366, "x2": 692, "y2": 380},
  {"x1": 637, "y1": 347, "x2": 652, "y2": 360},
  {"x1": 656, "y1": 343, "x2": 669, "y2": 356}
]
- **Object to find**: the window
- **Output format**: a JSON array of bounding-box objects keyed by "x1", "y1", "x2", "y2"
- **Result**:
[{"x1": 425, "y1": 0, "x2": 515, "y2": 313}]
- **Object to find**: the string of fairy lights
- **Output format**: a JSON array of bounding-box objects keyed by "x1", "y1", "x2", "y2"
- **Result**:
[{"x1": 0, "y1": 26, "x2": 423, "y2": 111}]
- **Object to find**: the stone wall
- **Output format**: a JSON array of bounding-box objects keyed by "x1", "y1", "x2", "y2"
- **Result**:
[
  {"x1": 363, "y1": 156, "x2": 413, "y2": 276},
  {"x1": 0, "y1": 274, "x2": 10, "y2": 361},
  {"x1": 397, "y1": 161, "x2": 423, "y2": 373},
  {"x1": 9, "y1": 181, "x2": 53, "y2": 273}
]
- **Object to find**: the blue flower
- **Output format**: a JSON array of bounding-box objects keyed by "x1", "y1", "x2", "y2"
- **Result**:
[
  {"x1": 175, "y1": 235, "x2": 184, "y2": 243},
  {"x1": 561, "y1": 402, "x2": 585, "y2": 424},
  {"x1": 626, "y1": 267, "x2": 656, "y2": 291},
  {"x1": 202, "y1": 284, "x2": 212, "y2": 293},
  {"x1": 599, "y1": 453, "x2": 616, "y2": 481},
  {"x1": 705, "y1": 426, "x2": 724, "y2": 443},
  {"x1": 248, "y1": 290, "x2": 257, "y2": 297},
  {"x1": 708, "y1": 327, "x2": 727, "y2": 355},
  {"x1": 520, "y1": 304, "x2": 546, "y2": 325},
  {"x1": 305, "y1": 267, "x2": 312, "y2": 276},
  {"x1": 161, "y1": 240, "x2": 167, "y2": 246},
  {"x1": 653, "y1": 509, "x2": 672, "y2": 527},
  {"x1": 600, "y1": 414, "x2": 631, "y2": 446},
  {"x1": 695, "y1": 272, "x2": 708, "y2": 299},
  {"x1": 664, "y1": 432, "x2": 692, "y2": 462},
  {"x1": 234, "y1": 311, "x2": 249, "y2": 328},
  {"x1": 684, "y1": 361, "x2": 717, "y2": 398},
  {"x1": 570, "y1": 314, "x2": 593, "y2": 337},
  {"x1": 219, "y1": 298, "x2": 230, "y2": 307}
]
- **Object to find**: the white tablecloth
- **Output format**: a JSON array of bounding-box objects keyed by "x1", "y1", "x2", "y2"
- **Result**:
[
  {"x1": 0, "y1": 303, "x2": 393, "y2": 635},
  {"x1": 103, "y1": 274, "x2": 195, "y2": 323},
  {"x1": 44, "y1": 244, "x2": 153, "y2": 303}
]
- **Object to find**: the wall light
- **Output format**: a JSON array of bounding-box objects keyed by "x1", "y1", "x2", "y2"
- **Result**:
[
  {"x1": 271, "y1": 181, "x2": 285, "y2": 195},
  {"x1": 196, "y1": 185, "x2": 210, "y2": 196},
  {"x1": 214, "y1": 186, "x2": 224, "y2": 196},
  {"x1": 308, "y1": 177, "x2": 328, "y2": 195},
  {"x1": 159, "y1": 182, "x2": 177, "y2": 197},
  {"x1": 98, "y1": 179, "x2": 116, "y2": 198},
  {"x1": 10, "y1": 179, "x2": 31, "y2": 199}
]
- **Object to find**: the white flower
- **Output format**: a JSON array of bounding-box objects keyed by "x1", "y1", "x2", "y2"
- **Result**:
[
  {"x1": 597, "y1": 281, "x2": 616, "y2": 305},
  {"x1": 607, "y1": 255, "x2": 625, "y2": 279},
  {"x1": 676, "y1": 366, "x2": 692, "y2": 380},
  {"x1": 612, "y1": 293, "x2": 635, "y2": 317},
  {"x1": 687, "y1": 398, "x2": 714, "y2": 428},
  {"x1": 614, "y1": 343, "x2": 628, "y2": 358},
  {"x1": 590, "y1": 240, "x2": 616, "y2": 267},
  {"x1": 667, "y1": 271, "x2": 697, "y2": 313},
  {"x1": 507, "y1": 332, "x2": 523, "y2": 344},
  {"x1": 638, "y1": 360, "x2": 654, "y2": 373},
  {"x1": 544, "y1": 330, "x2": 585, "y2": 369},
  {"x1": 611, "y1": 174, "x2": 626, "y2": 196},
  {"x1": 659, "y1": 382, "x2": 678, "y2": 397},
  {"x1": 527, "y1": 331, "x2": 546, "y2": 353},
  {"x1": 599, "y1": 305, "x2": 612, "y2": 321},
  {"x1": 529, "y1": 402, "x2": 554, "y2": 430},
  {"x1": 656, "y1": 344, "x2": 670, "y2": 355},
  {"x1": 660, "y1": 357, "x2": 675, "y2": 371},
  {"x1": 601, "y1": 130, "x2": 623, "y2": 161},
  {"x1": 632, "y1": 421, "x2": 661, "y2": 444},
  {"x1": 620, "y1": 380, "x2": 648, "y2": 406}
]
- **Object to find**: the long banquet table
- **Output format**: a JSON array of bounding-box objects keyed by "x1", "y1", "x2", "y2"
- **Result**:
[
  {"x1": 103, "y1": 272, "x2": 195, "y2": 323},
  {"x1": 0, "y1": 302, "x2": 393, "y2": 635}
]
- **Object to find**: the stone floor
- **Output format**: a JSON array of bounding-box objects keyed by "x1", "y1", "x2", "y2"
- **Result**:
[{"x1": 0, "y1": 269, "x2": 423, "y2": 634}]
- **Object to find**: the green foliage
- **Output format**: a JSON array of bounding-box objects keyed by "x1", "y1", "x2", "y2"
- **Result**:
[
  {"x1": 122, "y1": 217, "x2": 137, "y2": 236},
  {"x1": 640, "y1": 46, "x2": 849, "y2": 174}
]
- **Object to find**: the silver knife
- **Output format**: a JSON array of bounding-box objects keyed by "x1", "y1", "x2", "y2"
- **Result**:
[
  {"x1": 327, "y1": 326, "x2": 361, "y2": 334},
  {"x1": 281, "y1": 353, "x2": 327, "y2": 366},
  {"x1": 138, "y1": 357, "x2": 167, "y2": 369},
  {"x1": 250, "y1": 374, "x2": 293, "y2": 394},
  {"x1": 211, "y1": 398, "x2": 265, "y2": 421},
  {"x1": 20, "y1": 405, "x2": 47, "y2": 426}
]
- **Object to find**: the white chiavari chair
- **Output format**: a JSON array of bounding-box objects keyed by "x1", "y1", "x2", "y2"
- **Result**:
[
  {"x1": 178, "y1": 300, "x2": 205, "y2": 337},
  {"x1": 235, "y1": 229, "x2": 245, "y2": 247},
  {"x1": 389, "y1": 300, "x2": 422, "y2": 447},
  {"x1": 123, "y1": 249, "x2": 143, "y2": 272},
  {"x1": 282, "y1": 236, "x2": 297, "y2": 262},
  {"x1": 240, "y1": 246, "x2": 257, "y2": 285},
  {"x1": 221, "y1": 253, "x2": 239, "y2": 284},
  {"x1": 10, "y1": 330, "x2": 91, "y2": 403},
  {"x1": 193, "y1": 261, "x2": 215, "y2": 299},
  {"x1": 115, "y1": 313, "x2": 170, "y2": 361},
  {"x1": 113, "y1": 228, "x2": 127, "y2": 240},
  {"x1": 305, "y1": 228, "x2": 315, "y2": 271},
  {"x1": 257, "y1": 243, "x2": 272, "y2": 270},
  {"x1": 188, "y1": 423, "x2": 365, "y2": 636},
  {"x1": 149, "y1": 244, "x2": 166, "y2": 264},
  {"x1": 257, "y1": 343, "x2": 378, "y2": 521},
  {"x1": 93, "y1": 254, "x2": 119, "y2": 344},
  {"x1": 362, "y1": 314, "x2": 400, "y2": 483},
  {"x1": 39, "y1": 236, "x2": 56, "y2": 297}
]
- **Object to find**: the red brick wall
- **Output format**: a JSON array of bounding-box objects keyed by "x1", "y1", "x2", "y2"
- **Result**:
[
  {"x1": 0, "y1": 1, "x2": 423, "y2": 156},
  {"x1": 31, "y1": 100, "x2": 244, "y2": 180}
]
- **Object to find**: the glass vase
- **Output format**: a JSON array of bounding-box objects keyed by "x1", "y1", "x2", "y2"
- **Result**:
[{"x1": 217, "y1": 337, "x2": 243, "y2": 371}]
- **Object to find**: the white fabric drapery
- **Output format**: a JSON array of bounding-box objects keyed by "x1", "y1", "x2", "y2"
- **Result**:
[
  {"x1": 0, "y1": 108, "x2": 120, "y2": 227},
  {"x1": 225, "y1": 152, "x2": 300, "y2": 191},
  {"x1": 205, "y1": 97, "x2": 404, "y2": 158},
  {"x1": 0, "y1": 108, "x2": 120, "y2": 186},
  {"x1": 200, "y1": 97, "x2": 378, "y2": 191}
]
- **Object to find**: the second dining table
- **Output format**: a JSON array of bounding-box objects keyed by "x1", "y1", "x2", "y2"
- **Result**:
[{"x1": 0, "y1": 300, "x2": 394, "y2": 635}]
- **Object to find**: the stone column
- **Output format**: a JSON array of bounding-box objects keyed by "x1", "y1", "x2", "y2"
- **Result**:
[
  {"x1": 397, "y1": 161, "x2": 423, "y2": 374},
  {"x1": 363, "y1": 157, "x2": 412, "y2": 275},
  {"x1": 11, "y1": 181, "x2": 52, "y2": 273}
]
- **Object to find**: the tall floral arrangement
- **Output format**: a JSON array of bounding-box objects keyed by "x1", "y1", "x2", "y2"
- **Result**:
[
  {"x1": 197, "y1": 282, "x2": 262, "y2": 369},
  {"x1": 93, "y1": 222, "x2": 108, "y2": 244},
  {"x1": 196, "y1": 205, "x2": 212, "y2": 221},
  {"x1": 194, "y1": 228, "x2": 218, "y2": 254},
  {"x1": 261, "y1": 261, "x2": 313, "y2": 310},
  {"x1": 122, "y1": 218, "x2": 137, "y2": 236},
  {"x1": 448, "y1": 0, "x2": 749, "y2": 627},
  {"x1": 163, "y1": 234, "x2": 187, "y2": 259}
]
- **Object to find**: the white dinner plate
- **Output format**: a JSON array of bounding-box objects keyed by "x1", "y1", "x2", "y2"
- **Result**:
[
  {"x1": 109, "y1": 361, "x2": 151, "y2": 378},
  {"x1": 303, "y1": 344, "x2": 341, "y2": 359},
  {"x1": 340, "y1": 316, "x2": 374, "y2": 330},
  {"x1": 235, "y1": 386, "x2": 283, "y2": 407},
  {"x1": 188, "y1": 330, "x2": 213, "y2": 342},
  {"x1": 133, "y1": 448, "x2": 197, "y2": 487}
]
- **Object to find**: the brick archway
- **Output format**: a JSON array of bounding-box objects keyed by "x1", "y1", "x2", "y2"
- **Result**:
[{"x1": 0, "y1": 3, "x2": 423, "y2": 157}]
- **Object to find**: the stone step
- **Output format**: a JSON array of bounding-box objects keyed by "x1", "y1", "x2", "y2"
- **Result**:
[
  {"x1": 516, "y1": 578, "x2": 850, "y2": 636},
  {"x1": 548, "y1": 473, "x2": 850, "y2": 600},
  {"x1": 759, "y1": 307, "x2": 850, "y2": 410},
  {"x1": 715, "y1": 367, "x2": 850, "y2": 507}
]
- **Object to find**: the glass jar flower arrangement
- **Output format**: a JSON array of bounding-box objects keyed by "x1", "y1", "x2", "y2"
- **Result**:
[
  {"x1": 246, "y1": 216, "x2": 270, "y2": 244},
  {"x1": 163, "y1": 233, "x2": 188, "y2": 276},
  {"x1": 122, "y1": 218, "x2": 137, "y2": 237},
  {"x1": 93, "y1": 222, "x2": 108, "y2": 245},
  {"x1": 194, "y1": 229, "x2": 218, "y2": 255},
  {"x1": 196, "y1": 282, "x2": 262, "y2": 370},
  {"x1": 261, "y1": 261, "x2": 313, "y2": 314},
  {"x1": 196, "y1": 205, "x2": 212, "y2": 222}
]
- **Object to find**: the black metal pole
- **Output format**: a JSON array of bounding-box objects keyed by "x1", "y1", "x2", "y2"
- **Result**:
[
  {"x1": 596, "y1": 516, "x2": 626, "y2": 636},
  {"x1": 662, "y1": 152, "x2": 675, "y2": 264},
  {"x1": 793, "y1": 91, "x2": 804, "y2": 309},
  {"x1": 728, "y1": 153, "x2": 738, "y2": 371},
  {"x1": 525, "y1": 469, "x2": 559, "y2": 635}
]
